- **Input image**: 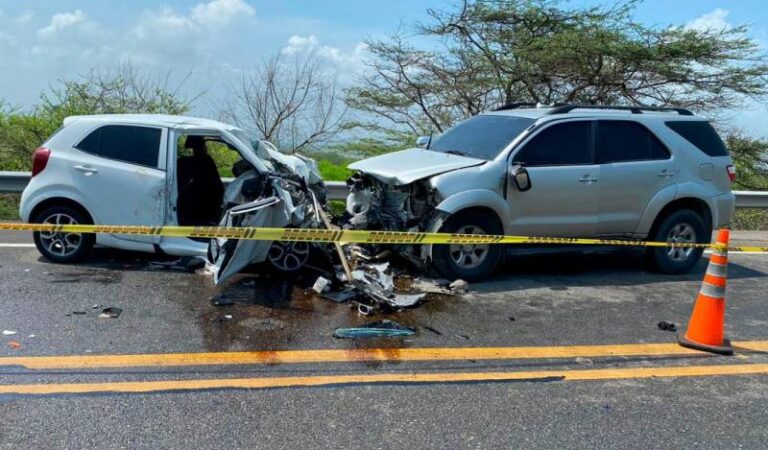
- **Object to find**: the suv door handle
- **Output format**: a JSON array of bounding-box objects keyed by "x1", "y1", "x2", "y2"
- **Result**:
[
  {"x1": 657, "y1": 169, "x2": 676, "y2": 178},
  {"x1": 74, "y1": 165, "x2": 98, "y2": 174},
  {"x1": 578, "y1": 175, "x2": 598, "y2": 183}
]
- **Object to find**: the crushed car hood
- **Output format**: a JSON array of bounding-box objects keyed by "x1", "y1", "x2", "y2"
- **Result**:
[{"x1": 348, "y1": 148, "x2": 485, "y2": 185}]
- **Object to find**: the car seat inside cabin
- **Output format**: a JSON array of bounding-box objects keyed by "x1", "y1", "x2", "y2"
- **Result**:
[{"x1": 176, "y1": 135, "x2": 226, "y2": 226}]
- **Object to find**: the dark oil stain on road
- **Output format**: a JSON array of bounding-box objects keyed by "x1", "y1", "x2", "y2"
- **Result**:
[{"x1": 46, "y1": 270, "x2": 122, "y2": 285}]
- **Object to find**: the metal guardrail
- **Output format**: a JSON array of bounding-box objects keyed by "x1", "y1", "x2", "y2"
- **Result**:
[
  {"x1": 0, "y1": 171, "x2": 31, "y2": 194},
  {"x1": 733, "y1": 191, "x2": 768, "y2": 208},
  {"x1": 2, "y1": 171, "x2": 766, "y2": 207}
]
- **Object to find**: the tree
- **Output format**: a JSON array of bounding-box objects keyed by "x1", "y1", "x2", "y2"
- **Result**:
[
  {"x1": 219, "y1": 52, "x2": 347, "y2": 153},
  {"x1": 348, "y1": 0, "x2": 768, "y2": 134},
  {"x1": 727, "y1": 133, "x2": 768, "y2": 190},
  {"x1": 0, "y1": 64, "x2": 193, "y2": 170}
]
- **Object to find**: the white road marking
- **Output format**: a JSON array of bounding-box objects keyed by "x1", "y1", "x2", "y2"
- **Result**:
[
  {"x1": 706, "y1": 250, "x2": 768, "y2": 255},
  {"x1": 0, "y1": 243, "x2": 35, "y2": 248}
]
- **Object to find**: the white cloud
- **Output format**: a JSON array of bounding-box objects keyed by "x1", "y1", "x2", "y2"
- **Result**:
[
  {"x1": 192, "y1": 0, "x2": 255, "y2": 28},
  {"x1": 282, "y1": 34, "x2": 368, "y2": 69},
  {"x1": 686, "y1": 9, "x2": 731, "y2": 32},
  {"x1": 37, "y1": 10, "x2": 88, "y2": 38}
]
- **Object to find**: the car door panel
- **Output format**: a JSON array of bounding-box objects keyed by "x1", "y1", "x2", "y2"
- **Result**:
[
  {"x1": 72, "y1": 125, "x2": 168, "y2": 244},
  {"x1": 507, "y1": 120, "x2": 599, "y2": 237},
  {"x1": 507, "y1": 165, "x2": 600, "y2": 236},
  {"x1": 595, "y1": 120, "x2": 679, "y2": 236}
]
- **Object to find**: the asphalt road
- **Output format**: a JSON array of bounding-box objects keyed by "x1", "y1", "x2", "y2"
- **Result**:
[{"x1": 1, "y1": 230, "x2": 768, "y2": 449}]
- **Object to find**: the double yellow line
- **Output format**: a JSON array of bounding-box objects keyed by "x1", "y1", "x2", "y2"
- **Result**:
[{"x1": 3, "y1": 341, "x2": 768, "y2": 396}]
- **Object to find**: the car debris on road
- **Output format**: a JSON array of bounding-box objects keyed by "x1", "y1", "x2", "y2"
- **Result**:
[{"x1": 333, "y1": 320, "x2": 416, "y2": 339}]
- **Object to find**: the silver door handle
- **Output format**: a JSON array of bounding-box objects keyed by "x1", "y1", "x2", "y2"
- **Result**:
[
  {"x1": 657, "y1": 170, "x2": 676, "y2": 178},
  {"x1": 74, "y1": 165, "x2": 98, "y2": 174},
  {"x1": 579, "y1": 175, "x2": 598, "y2": 183}
]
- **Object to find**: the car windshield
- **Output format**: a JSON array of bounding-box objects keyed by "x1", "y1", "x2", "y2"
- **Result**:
[{"x1": 429, "y1": 115, "x2": 535, "y2": 160}]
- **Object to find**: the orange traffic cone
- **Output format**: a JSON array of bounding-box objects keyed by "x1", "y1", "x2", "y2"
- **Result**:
[{"x1": 677, "y1": 229, "x2": 733, "y2": 355}]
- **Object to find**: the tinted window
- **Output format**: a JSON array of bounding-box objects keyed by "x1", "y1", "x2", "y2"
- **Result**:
[
  {"x1": 666, "y1": 121, "x2": 728, "y2": 157},
  {"x1": 75, "y1": 128, "x2": 101, "y2": 155},
  {"x1": 597, "y1": 121, "x2": 670, "y2": 163},
  {"x1": 75, "y1": 125, "x2": 162, "y2": 168},
  {"x1": 429, "y1": 115, "x2": 535, "y2": 160},
  {"x1": 513, "y1": 121, "x2": 592, "y2": 166}
]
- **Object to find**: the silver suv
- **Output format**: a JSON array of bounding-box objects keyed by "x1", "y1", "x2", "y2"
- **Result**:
[{"x1": 346, "y1": 104, "x2": 736, "y2": 281}]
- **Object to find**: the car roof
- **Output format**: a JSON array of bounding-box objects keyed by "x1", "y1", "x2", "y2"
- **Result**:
[
  {"x1": 483, "y1": 107, "x2": 706, "y2": 122},
  {"x1": 63, "y1": 114, "x2": 243, "y2": 132}
]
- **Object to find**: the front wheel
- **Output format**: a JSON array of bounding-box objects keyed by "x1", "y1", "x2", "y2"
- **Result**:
[
  {"x1": 431, "y1": 210, "x2": 503, "y2": 282},
  {"x1": 32, "y1": 205, "x2": 95, "y2": 263},
  {"x1": 647, "y1": 209, "x2": 707, "y2": 274}
]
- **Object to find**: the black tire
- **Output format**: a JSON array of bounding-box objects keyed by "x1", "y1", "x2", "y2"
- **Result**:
[
  {"x1": 431, "y1": 210, "x2": 503, "y2": 282},
  {"x1": 32, "y1": 205, "x2": 95, "y2": 263},
  {"x1": 647, "y1": 209, "x2": 707, "y2": 274}
]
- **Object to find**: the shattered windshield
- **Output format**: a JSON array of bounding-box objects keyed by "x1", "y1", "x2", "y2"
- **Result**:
[{"x1": 429, "y1": 115, "x2": 535, "y2": 160}]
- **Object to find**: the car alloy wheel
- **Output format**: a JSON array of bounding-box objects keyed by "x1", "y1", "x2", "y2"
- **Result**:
[
  {"x1": 666, "y1": 222, "x2": 697, "y2": 262},
  {"x1": 268, "y1": 241, "x2": 311, "y2": 272},
  {"x1": 448, "y1": 225, "x2": 490, "y2": 269},
  {"x1": 38, "y1": 213, "x2": 83, "y2": 258}
]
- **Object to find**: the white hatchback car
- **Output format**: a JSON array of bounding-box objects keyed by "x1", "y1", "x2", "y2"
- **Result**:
[{"x1": 20, "y1": 114, "x2": 323, "y2": 269}]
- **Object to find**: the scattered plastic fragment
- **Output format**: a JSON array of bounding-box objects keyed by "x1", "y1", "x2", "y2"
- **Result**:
[
  {"x1": 98, "y1": 307, "x2": 122, "y2": 319},
  {"x1": 409, "y1": 278, "x2": 452, "y2": 295},
  {"x1": 575, "y1": 357, "x2": 594, "y2": 366},
  {"x1": 211, "y1": 293, "x2": 235, "y2": 306},
  {"x1": 28, "y1": 335, "x2": 35, "y2": 338},
  {"x1": 657, "y1": 321, "x2": 677, "y2": 332},
  {"x1": 7, "y1": 341, "x2": 21, "y2": 350},
  {"x1": 449, "y1": 279, "x2": 468, "y2": 294},
  {"x1": 224, "y1": 314, "x2": 233, "y2": 320},
  {"x1": 312, "y1": 276, "x2": 331, "y2": 294},
  {"x1": 321, "y1": 288, "x2": 358, "y2": 303},
  {"x1": 387, "y1": 293, "x2": 426, "y2": 308},
  {"x1": 92, "y1": 304, "x2": 100, "y2": 309},
  {"x1": 2, "y1": 330, "x2": 17, "y2": 336},
  {"x1": 333, "y1": 320, "x2": 416, "y2": 339},
  {"x1": 357, "y1": 303, "x2": 374, "y2": 316}
]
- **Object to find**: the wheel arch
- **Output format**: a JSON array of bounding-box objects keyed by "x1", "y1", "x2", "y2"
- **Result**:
[
  {"x1": 648, "y1": 197, "x2": 713, "y2": 240},
  {"x1": 29, "y1": 197, "x2": 94, "y2": 224}
]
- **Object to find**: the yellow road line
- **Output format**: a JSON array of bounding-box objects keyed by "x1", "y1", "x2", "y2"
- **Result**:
[
  {"x1": 3, "y1": 363, "x2": 768, "y2": 395},
  {"x1": 3, "y1": 341, "x2": 768, "y2": 370}
]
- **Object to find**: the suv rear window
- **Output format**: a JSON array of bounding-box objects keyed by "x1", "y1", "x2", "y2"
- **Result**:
[
  {"x1": 665, "y1": 121, "x2": 728, "y2": 157},
  {"x1": 597, "y1": 121, "x2": 670, "y2": 163},
  {"x1": 75, "y1": 125, "x2": 162, "y2": 168}
]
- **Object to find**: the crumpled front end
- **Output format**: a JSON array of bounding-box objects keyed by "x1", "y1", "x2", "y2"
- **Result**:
[
  {"x1": 345, "y1": 172, "x2": 445, "y2": 266},
  {"x1": 209, "y1": 141, "x2": 326, "y2": 284}
]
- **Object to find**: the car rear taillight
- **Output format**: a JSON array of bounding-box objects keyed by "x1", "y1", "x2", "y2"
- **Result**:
[
  {"x1": 31, "y1": 147, "x2": 51, "y2": 177},
  {"x1": 726, "y1": 165, "x2": 736, "y2": 183}
]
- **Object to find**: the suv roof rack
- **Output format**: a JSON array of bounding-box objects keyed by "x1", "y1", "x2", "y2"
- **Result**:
[
  {"x1": 546, "y1": 104, "x2": 693, "y2": 116},
  {"x1": 494, "y1": 102, "x2": 539, "y2": 111}
]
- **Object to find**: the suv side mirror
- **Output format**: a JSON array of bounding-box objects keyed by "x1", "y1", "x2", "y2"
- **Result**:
[
  {"x1": 509, "y1": 165, "x2": 532, "y2": 192},
  {"x1": 416, "y1": 136, "x2": 431, "y2": 148}
]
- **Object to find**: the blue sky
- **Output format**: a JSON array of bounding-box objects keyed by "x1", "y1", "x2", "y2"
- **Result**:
[{"x1": 0, "y1": 0, "x2": 766, "y2": 135}]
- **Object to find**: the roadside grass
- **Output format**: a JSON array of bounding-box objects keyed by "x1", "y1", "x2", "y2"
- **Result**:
[
  {"x1": 317, "y1": 159, "x2": 353, "y2": 181},
  {"x1": 733, "y1": 208, "x2": 768, "y2": 231},
  {"x1": 0, "y1": 194, "x2": 20, "y2": 220}
]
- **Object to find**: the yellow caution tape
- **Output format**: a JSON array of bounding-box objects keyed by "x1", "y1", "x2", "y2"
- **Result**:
[{"x1": 0, "y1": 222, "x2": 765, "y2": 252}]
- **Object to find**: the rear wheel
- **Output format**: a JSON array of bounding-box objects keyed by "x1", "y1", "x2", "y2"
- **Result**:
[
  {"x1": 432, "y1": 210, "x2": 503, "y2": 281},
  {"x1": 32, "y1": 205, "x2": 95, "y2": 263},
  {"x1": 647, "y1": 209, "x2": 707, "y2": 274}
]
